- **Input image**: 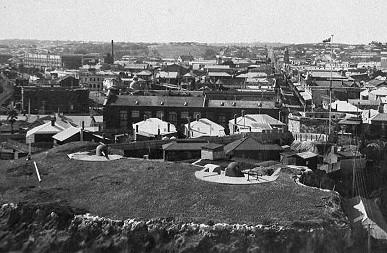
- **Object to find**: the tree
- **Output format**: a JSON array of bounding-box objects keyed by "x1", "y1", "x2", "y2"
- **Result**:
[
  {"x1": 7, "y1": 109, "x2": 18, "y2": 134},
  {"x1": 203, "y1": 48, "x2": 218, "y2": 60}
]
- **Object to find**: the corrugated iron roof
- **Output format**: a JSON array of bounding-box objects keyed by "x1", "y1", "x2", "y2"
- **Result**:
[
  {"x1": 111, "y1": 95, "x2": 204, "y2": 108},
  {"x1": 162, "y1": 141, "x2": 208, "y2": 151},
  {"x1": 224, "y1": 137, "x2": 282, "y2": 154}
]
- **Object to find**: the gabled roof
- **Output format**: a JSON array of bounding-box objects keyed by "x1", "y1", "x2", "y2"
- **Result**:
[
  {"x1": 224, "y1": 137, "x2": 282, "y2": 154},
  {"x1": 133, "y1": 118, "x2": 177, "y2": 136},
  {"x1": 162, "y1": 141, "x2": 207, "y2": 151},
  {"x1": 230, "y1": 114, "x2": 285, "y2": 127},
  {"x1": 208, "y1": 72, "x2": 231, "y2": 77},
  {"x1": 157, "y1": 71, "x2": 179, "y2": 79},
  {"x1": 26, "y1": 121, "x2": 67, "y2": 137},
  {"x1": 370, "y1": 87, "x2": 387, "y2": 96},
  {"x1": 295, "y1": 151, "x2": 318, "y2": 159},
  {"x1": 371, "y1": 113, "x2": 387, "y2": 122},
  {"x1": 52, "y1": 126, "x2": 81, "y2": 141},
  {"x1": 136, "y1": 70, "x2": 152, "y2": 76},
  {"x1": 201, "y1": 143, "x2": 224, "y2": 150},
  {"x1": 331, "y1": 100, "x2": 361, "y2": 113}
]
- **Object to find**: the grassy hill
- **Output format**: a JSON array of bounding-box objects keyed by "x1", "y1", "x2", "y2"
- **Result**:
[{"x1": 0, "y1": 142, "x2": 341, "y2": 225}]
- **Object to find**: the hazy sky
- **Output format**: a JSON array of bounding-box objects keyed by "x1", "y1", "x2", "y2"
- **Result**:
[{"x1": 1, "y1": 0, "x2": 386, "y2": 44}]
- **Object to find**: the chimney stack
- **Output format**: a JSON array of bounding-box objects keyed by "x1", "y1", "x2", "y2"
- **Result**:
[
  {"x1": 111, "y1": 40, "x2": 114, "y2": 63},
  {"x1": 51, "y1": 116, "x2": 56, "y2": 126}
]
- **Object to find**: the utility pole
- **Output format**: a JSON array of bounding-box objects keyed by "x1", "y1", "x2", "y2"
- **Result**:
[{"x1": 328, "y1": 34, "x2": 334, "y2": 135}]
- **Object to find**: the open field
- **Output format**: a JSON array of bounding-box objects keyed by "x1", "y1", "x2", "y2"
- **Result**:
[{"x1": 0, "y1": 142, "x2": 339, "y2": 225}]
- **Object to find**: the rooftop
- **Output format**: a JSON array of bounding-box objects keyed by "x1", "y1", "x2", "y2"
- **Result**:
[{"x1": 110, "y1": 95, "x2": 205, "y2": 108}]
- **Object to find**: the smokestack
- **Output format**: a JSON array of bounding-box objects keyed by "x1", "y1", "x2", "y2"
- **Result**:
[
  {"x1": 51, "y1": 116, "x2": 56, "y2": 126},
  {"x1": 111, "y1": 40, "x2": 114, "y2": 63},
  {"x1": 167, "y1": 123, "x2": 170, "y2": 132}
]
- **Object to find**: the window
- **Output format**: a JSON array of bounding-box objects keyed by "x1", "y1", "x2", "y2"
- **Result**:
[
  {"x1": 131, "y1": 110, "x2": 140, "y2": 118},
  {"x1": 156, "y1": 111, "x2": 164, "y2": 120},
  {"x1": 120, "y1": 110, "x2": 128, "y2": 129},
  {"x1": 181, "y1": 111, "x2": 189, "y2": 119},
  {"x1": 169, "y1": 112, "x2": 177, "y2": 124}
]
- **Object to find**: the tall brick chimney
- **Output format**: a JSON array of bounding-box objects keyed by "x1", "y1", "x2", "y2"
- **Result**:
[{"x1": 111, "y1": 40, "x2": 114, "y2": 63}]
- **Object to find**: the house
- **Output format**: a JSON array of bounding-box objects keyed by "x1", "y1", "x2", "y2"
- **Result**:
[
  {"x1": 370, "y1": 113, "x2": 387, "y2": 138},
  {"x1": 331, "y1": 100, "x2": 362, "y2": 114},
  {"x1": 62, "y1": 115, "x2": 103, "y2": 132},
  {"x1": 178, "y1": 55, "x2": 194, "y2": 63},
  {"x1": 57, "y1": 75, "x2": 79, "y2": 87},
  {"x1": 201, "y1": 143, "x2": 225, "y2": 160},
  {"x1": 156, "y1": 71, "x2": 180, "y2": 85},
  {"x1": 224, "y1": 137, "x2": 283, "y2": 161},
  {"x1": 26, "y1": 118, "x2": 70, "y2": 145},
  {"x1": 162, "y1": 141, "x2": 207, "y2": 161},
  {"x1": 184, "y1": 118, "x2": 225, "y2": 138},
  {"x1": 229, "y1": 114, "x2": 285, "y2": 134},
  {"x1": 293, "y1": 151, "x2": 318, "y2": 170},
  {"x1": 322, "y1": 146, "x2": 366, "y2": 173},
  {"x1": 369, "y1": 87, "x2": 387, "y2": 101},
  {"x1": 52, "y1": 126, "x2": 104, "y2": 145},
  {"x1": 133, "y1": 118, "x2": 177, "y2": 141}
]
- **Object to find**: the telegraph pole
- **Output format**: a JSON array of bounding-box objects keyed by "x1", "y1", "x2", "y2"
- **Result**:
[{"x1": 328, "y1": 34, "x2": 334, "y2": 135}]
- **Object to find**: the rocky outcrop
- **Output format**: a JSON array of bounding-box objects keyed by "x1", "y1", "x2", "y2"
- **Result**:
[{"x1": 0, "y1": 201, "x2": 360, "y2": 253}]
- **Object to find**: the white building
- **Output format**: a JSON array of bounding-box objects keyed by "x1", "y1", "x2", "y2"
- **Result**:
[
  {"x1": 132, "y1": 118, "x2": 177, "y2": 139},
  {"x1": 184, "y1": 118, "x2": 225, "y2": 138},
  {"x1": 229, "y1": 114, "x2": 285, "y2": 134}
]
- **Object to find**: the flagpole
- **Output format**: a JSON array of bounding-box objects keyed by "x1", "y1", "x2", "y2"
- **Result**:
[{"x1": 329, "y1": 34, "x2": 334, "y2": 136}]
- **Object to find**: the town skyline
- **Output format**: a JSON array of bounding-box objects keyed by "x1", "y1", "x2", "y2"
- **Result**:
[{"x1": 1, "y1": 0, "x2": 387, "y2": 44}]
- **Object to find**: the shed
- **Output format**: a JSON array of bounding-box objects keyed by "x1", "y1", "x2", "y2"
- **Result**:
[
  {"x1": 224, "y1": 137, "x2": 283, "y2": 161},
  {"x1": 201, "y1": 143, "x2": 225, "y2": 160},
  {"x1": 162, "y1": 141, "x2": 207, "y2": 161},
  {"x1": 294, "y1": 151, "x2": 318, "y2": 170},
  {"x1": 26, "y1": 120, "x2": 68, "y2": 144}
]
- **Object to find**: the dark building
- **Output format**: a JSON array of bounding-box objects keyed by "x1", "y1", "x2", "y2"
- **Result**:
[
  {"x1": 61, "y1": 54, "x2": 83, "y2": 69},
  {"x1": 224, "y1": 137, "x2": 283, "y2": 161},
  {"x1": 57, "y1": 76, "x2": 79, "y2": 87},
  {"x1": 370, "y1": 113, "x2": 387, "y2": 138},
  {"x1": 162, "y1": 140, "x2": 206, "y2": 161},
  {"x1": 103, "y1": 93, "x2": 281, "y2": 136},
  {"x1": 21, "y1": 86, "x2": 89, "y2": 114}
]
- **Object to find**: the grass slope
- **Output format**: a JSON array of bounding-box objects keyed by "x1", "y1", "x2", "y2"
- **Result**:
[{"x1": 0, "y1": 142, "x2": 336, "y2": 225}]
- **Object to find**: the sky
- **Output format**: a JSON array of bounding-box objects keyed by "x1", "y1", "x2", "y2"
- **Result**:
[{"x1": 0, "y1": 0, "x2": 386, "y2": 44}]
